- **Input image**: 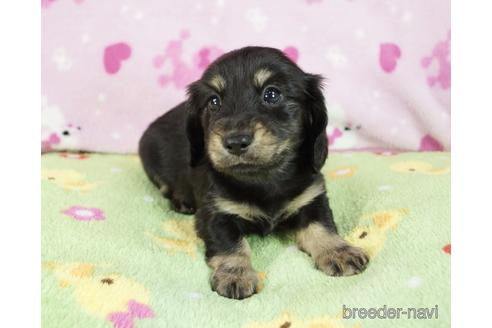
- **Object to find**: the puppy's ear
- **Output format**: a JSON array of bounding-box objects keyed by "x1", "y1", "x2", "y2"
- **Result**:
[
  {"x1": 186, "y1": 83, "x2": 205, "y2": 167},
  {"x1": 303, "y1": 74, "x2": 328, "y2": 172}
]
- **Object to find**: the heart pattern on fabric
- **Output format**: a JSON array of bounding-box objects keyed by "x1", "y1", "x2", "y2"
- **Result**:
[
  {"x1": 104, "y1": 43, "x2": 132, "y2": 74},
  {"x1": 379, "y1": 43, "x2": 401, "y2": 73},
  {"x1": 283, "y1": 46, "x2": 299, "y2": 63}
]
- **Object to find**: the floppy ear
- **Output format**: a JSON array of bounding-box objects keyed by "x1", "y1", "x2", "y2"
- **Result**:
[
  {"x1": 185, "y1": 84, "x2": 205, "y2": 167},
  {"x1": 303, "y1": 74, "x2": 328, "y2": 172}
]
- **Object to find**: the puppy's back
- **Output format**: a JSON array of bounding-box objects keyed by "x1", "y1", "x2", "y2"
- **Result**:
[{"x1": 138, "y1": 102, "x2": 190, "y2": 190}]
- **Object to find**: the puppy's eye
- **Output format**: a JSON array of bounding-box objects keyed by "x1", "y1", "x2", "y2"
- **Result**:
[
  {"x1": 207, "y1": 95, "x2": 221, "y2": 112},
  {"x1": 263, "y1": 87, "x2": 282, "y2": 104}
]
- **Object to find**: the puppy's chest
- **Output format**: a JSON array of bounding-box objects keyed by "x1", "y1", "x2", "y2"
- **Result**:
[{"x1": 212, "y1": 181, "x2": 325, "y2": 230}]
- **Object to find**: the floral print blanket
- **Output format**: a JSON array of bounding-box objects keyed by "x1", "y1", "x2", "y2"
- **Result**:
[{"x1": 42, "y1": 151, "x2": 450, "y2": 327}]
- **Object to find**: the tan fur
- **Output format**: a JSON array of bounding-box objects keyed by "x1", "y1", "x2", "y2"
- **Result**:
[
  {"x1": 253, "y1": 68, "x2": 273, "y2": 87},
  {"x1": 208, "y1": 239, "x2": 252, "y2": 270},
  {"x1": 296, "y1": 222, "x2": 346, "y2": 259},
  {"x1": 207, "y1": 132, "x2": 227, "y2": 167},
  {"x1": 213, "y1": 180, "x2": 325, "y2": 222},
  {"x1": 158, "y1": 184, "x2": 168, "y2": 194},
  {"x1": 209, "y1": 75, "x2": 226, "y2": 92},
  {"x1": 213, "y1": 197, "x2": 267, "y2": 222},
  {"x1": 252, "y1": 122, "x2": 291, "y2": 155},
  {"x1": 152, "y1": 175, "x2": 169, "y2": 195},
  {"x1": 253, "y1": 123, "x2": 276, "y2": 144},
  {"x1": 296, "y1": 222, "x2": 369, "y2": 276},
  {"x1": 207, "y1": 122, "x2": 289, "y2": 171},
  {"x1": 207, "y1": 120, "x2": 296, "y2": 172},
  {"x1": 208, "y1": 239, "x2": 258, "y2": 299},
  {"x1": 282, "y1": 181, "x2": 325, "y2": 218}
]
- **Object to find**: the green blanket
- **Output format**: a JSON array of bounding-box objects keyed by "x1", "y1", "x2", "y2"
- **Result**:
[{"x1": 41, "y1": 151, "x2": 450, "y2": 328}]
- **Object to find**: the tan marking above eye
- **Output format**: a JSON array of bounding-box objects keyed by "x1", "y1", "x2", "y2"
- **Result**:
[
  {"x1": 209, "y1": 75, "x2": 226, "y2": 92},
  {"x1": 253, "y1": 68, "x2": 273, "y2": 88}
]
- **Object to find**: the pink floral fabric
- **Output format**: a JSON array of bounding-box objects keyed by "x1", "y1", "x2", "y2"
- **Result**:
[
  {"x1": 107, "y1": 300, "x2": 155, "y2": 328},
  {"x1": 62, "y1": 206, "x2": 105, "y2": 221},
  {"x1": 41, "y1": 0, "x2": 450, "y2": 153}
]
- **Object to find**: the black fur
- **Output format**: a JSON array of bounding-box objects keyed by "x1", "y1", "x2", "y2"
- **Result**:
[{"x1": 139, "y1": 46, "x2": 367, "y2": 299}]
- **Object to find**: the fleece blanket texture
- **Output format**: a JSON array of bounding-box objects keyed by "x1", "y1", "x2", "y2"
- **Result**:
[
  {"x1": 41, "y1": 151, "x2": 450, "y2": 328},
  {"x1": 42, "y1": 0, "x2": 450, "y2": 153}
]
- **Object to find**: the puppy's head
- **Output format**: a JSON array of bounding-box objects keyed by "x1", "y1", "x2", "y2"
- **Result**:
[{"x1": 186, "y1": 47, "x2": 328, "y2": 177}]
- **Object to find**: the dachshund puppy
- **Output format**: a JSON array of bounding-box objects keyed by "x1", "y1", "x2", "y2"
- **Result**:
[{"x1": 139, "y1": 47, "x2": 369, "y2": 299}]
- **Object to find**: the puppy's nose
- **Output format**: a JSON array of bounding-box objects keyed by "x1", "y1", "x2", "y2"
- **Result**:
[{"x1": 223, "y1": 134, "x2": 253, "y2": 155}]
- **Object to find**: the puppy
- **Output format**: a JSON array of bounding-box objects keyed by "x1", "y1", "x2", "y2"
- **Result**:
[{"x1": 139, "y1": 47, "x2": 369, "y2": 299}]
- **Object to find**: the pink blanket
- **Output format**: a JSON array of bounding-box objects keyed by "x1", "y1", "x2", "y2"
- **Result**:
[{"x1": 41, "y1": 0, "x2": 450, "y2": 153}]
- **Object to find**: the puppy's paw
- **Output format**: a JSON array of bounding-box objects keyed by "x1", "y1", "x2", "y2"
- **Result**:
[
  {"x1": 316, "y1": 245, "x2": 369, "y2": 277},
  {"x1": 170, "y1": 198, "x2": 196, "y2": 215},
  {"x1": 211, "y1": 265, "x2": 258, "y2": 300}
]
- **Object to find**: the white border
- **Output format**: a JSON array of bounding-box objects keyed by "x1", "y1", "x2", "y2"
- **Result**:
[
  {"x1": 1, "y1": 1, "x2": 491, "y2": 326},
  {"x1": 0, "y1": 2, "x2": 40, "y2": 326},
  {"x1": 453, "y1": 0, "x2": 492, "y2": 326}
]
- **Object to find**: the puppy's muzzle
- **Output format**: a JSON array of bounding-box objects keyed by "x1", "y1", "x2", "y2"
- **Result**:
[{"x1": 223, "y1": 133, "x2": 253, "y2": 156}]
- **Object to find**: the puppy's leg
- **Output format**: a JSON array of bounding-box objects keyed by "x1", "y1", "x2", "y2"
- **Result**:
[
  {"x1": 154, "y1": 173, "x2": 196, "y2": 215},
  {"x1": 168, "y1": 171, "x2": 196, "y2": 214},
  {"x1": 295, "y1": 194, "x2": 369, "y2": 276},
  {"x1": 197, "y1": 212, "x2": 258, "y2": 299},
  {"x1": 208, "y1": 239, "x2": 258, "y2": 299},
  {"x1": 169, "y1": 191, "x2": 196, "y2": 215}
]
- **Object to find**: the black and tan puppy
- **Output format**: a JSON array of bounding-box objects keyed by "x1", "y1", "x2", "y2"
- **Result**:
[{"x1": 139, "y1": 46, "x2": 369, "y2": 299}]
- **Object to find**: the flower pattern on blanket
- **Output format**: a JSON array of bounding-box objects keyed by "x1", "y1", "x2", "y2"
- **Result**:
[
  {"x1": 149, "y1": 219, "x2": 202, "y2": 258},
  {"x1": 390, "y1": 161, "x2": 450, "y2": 175},
  {"x1": 41, "y1": 152, "x2": 450, "y2": 326},
  {"x1": 62, "y1": 206, "x2": 106, "y2": 221},
  {"x1": 326, "y1": 166, "x2": 357, "y2": 180},
  {"x1": 346, "y1": 209, "x2": 409, "y2": 258},
  {"x1": 243, "y1": 312, "x2": 361, "y2": 328},
  {"x1": 42, "y1": 169, "x2": 98, "y2": 191},
  {"x1": 43, "y1": 262, "x2": 154, "y2": 328},
  {"x1": 107, "y1": 300, "x2": 154, "y2": 328}
]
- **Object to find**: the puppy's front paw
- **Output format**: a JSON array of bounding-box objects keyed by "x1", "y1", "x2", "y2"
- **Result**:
[
  {"x1": 170, "y1": 198, "x2": 196, "y2": 215},
  {"x1": 316, "y1": 245, "x2": 369, "y2": 276},
  {"x1": 211, "y1": 265, "x2": 258, "y2": 300}
]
